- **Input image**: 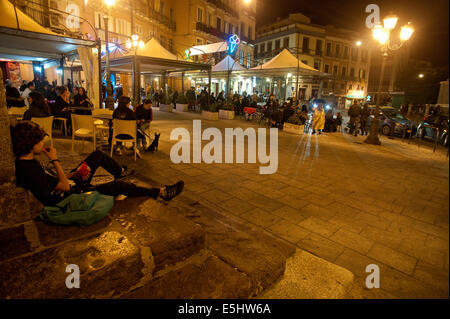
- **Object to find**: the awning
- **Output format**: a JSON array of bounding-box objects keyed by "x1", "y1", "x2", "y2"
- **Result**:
[
  {"x1": 212, "y1": 55, "x2": 246, "y2": 72},
  {"x1": 0, "y1": 0, "x2": 96, "y2": 62},
  {"x1": 190, "y1": 42, "x2": 228, "y2": 56},
  {"x1": 128, "y1": 38, "x2": 179, "y2": 60}
]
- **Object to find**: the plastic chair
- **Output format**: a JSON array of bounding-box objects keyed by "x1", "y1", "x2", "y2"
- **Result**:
[
  {"x1": 31, "y1": 116, "x2": 54, "y2": 147},
  {"x1": 54, "y1": 117, "x2": 67, "y2": 136},
  {"x1": 8, "y1": 107, "x2": 27, "y2": 120},
  {"x1": 110, "y1": 119, "x2": 137, "y2": 161},
  {"x1": 92, "y1": 109, "x2": 113, "y2": 143},
  {"x1": 71, "y1": 114, "x2": 99, "y2": 152}
]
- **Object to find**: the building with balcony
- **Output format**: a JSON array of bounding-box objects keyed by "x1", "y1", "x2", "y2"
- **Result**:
[
  {"x1": 173, "y1": 0, "x2": 256, "y2": 68},
  {"x1": 254, "y1": 13, "x2": 371, "y2": 106}
]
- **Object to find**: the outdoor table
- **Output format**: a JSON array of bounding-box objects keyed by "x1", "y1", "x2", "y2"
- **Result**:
[
  {"x1": 243, "y1": 107, "x2": 257, "y2": 115},
  {"x1": 92, "y1": 113, "x2": 113, "y2": 148},
  {"x1": 69, "y1": 106, "x2": 94, "y2": 113}
]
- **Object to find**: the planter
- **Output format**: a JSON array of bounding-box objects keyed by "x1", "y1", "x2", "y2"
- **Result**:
[
  {"x1": 159, "y1": 104, "x2": 173, "y2": 112},
  {"x1": 201, "y1": 111, "x2": 219, "y2": 120},
  {"x1": 176, "y1": 103, "x2": 188, "y2": 112},
  {"x1": 219, "y1": 109, "x2": 235, "y2": 120},
  {"x1": 283, "y1": 122, "x2": 305, "y2": 135}
]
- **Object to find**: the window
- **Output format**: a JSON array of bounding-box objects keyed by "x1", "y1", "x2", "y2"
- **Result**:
[
  {"x1": 326, "y1": 42, "x2": 332, "y2": 56},
  {"x1": 116, "y1": 19, "x2": 128, "y2": 35},
  {"x1": 283, "y1": 37, "x2": 289, "y2": 48},
  {"x1": 341, "y1": 67, "x2": 346, "y2": 77},
  {"x1": 314, "y1": 60, "x2": 321, "y2": 70},
  {"x1": 224, "y1": 22, "x2": 228, "y2": 33},
  {"x1": 301, "y1": 60, "x2": 308, "y2": 65},
  {"x1": 359, "y1": 69, "x2": 364, "y2": 79},
  {"x1": 324, "y1": 64, "x2": 330, "y2": 73},
  {"x1": 248, "y1": 26, "x2": 252, "y2": 40},
  {"x1": 239, "y1": 50, "x2": 244, "y2": 65},
  {"x1": 241, "y1": 22, "x2": 245, "y2": 37},
  {"x1": 208, "y1": 13, "x2": 212, "y2": 26},
  {"x1": 94, "y1": 12, "x2": 104, "y2": 29},
  {"x1": 344, "y1": 46, "x2": 349, "y2": 58},
  {"x1": 302, "y1": 37, "x2": 309, "y2": 53},
  {"x1": 197, "y1": 8, "x2": 203, "y2": 22},
  {"x1": 196, "y1": 38, "x2": 203, "y2": 45},
  {"x1": 335, "y1": 44, "x2": 340, "y2": 57},
  {"x1": 160, "y1": 1, "x2": 165, "y2": 15},
  {"x1": 217, "y1": 18, "x2": 221, "y2": 31},
  {"x1": 169, "y1": 8, "x2": 174, "y2": 21},
  {"x1": 350, "y1": 67, "x2": 355, "y2": 77},
  {"x1": 260, "y1": 43, "x2": 265, "y2": 53},
  {"x1": 361, "y1": 49, "x2": 368, "y2": 62},
  {"x1": 267, "y1": 41, "x2": 272, "y2": 52},
  {"x1": 323, "y1": 82, "x2": 328, "y2": 89},
  {"x1": 351, "y1": 47, "x2": 358, "y2": 61},
  {"x1": 135, "y1": 24, "x2": 142, "y2": 35},
  {"x1": 275, "y1": 39, "x2": 280, "y2": 50},
  {"x1": 333, "y1": 65, "x2": 338, "y2": 74},
  {"x1": 316, "y1": 40, "x2": 323, "y2": 54},
  {"x1": 246, "y1": 53, "x2": 251, "y2": 68},
  {"x1": 362, "y1": 69, "x2": 366, "y2": 78},
  {"x1": 255, "y1": 45, "x2": 259, "y2": 56},
  {"x1": 228, "y1": 23, "x2": 233, "y2": 34},
  {"x1": 168, "y1": 39, "x2": 173, "y2": 51}
]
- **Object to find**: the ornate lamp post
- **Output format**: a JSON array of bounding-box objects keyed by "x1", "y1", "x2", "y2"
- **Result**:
[
  {"x1": 365, "y1": 15, "x2": 414, "y2": 145},
  {"x1": 103, "y1": 0, "x2": 116, "y2": 110}
]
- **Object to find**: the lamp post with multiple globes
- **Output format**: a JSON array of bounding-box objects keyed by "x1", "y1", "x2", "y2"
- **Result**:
[{"x1": 365, "y1": 14, "x2": 414, "y2": 145}]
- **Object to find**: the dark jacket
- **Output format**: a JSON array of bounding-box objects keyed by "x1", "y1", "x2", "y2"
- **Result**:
[
  {"x1": 113, "y1": 106, "x2": 136, "y2": 120},
  {"x1": 23, "y1": 106, "x2": 51, "y2": 121},
  {"x1": 134, "y1": 104, "x2": 153, "y2": 122},
  {"x1": 53, "y1": 96, "x2": 71, "y2": 115},
  {"x1": 348, "y1": 104, "x2": 361, "y2": 118}
]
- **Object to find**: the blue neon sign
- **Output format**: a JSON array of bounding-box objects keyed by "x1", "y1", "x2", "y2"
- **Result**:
[{"x1": 228, "y1": 34, "x2": 240, "y2": 54}]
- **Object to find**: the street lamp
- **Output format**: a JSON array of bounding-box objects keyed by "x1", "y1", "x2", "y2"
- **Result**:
[
  {"x1": 103, "y1": 0, "x2": 116, "y2": 110},
  {"x1": 418, "y1": 74, "x2": 424, "y2": 78},
  {"x1": 365, "y1": 15, "x2": 414, "y2": 145},
  {"x1": 356, "y1": 41, "x2": 362, "y2": 46},
  {"x1": 126, "y1": 34, "x2": 145, "y2": 103}
]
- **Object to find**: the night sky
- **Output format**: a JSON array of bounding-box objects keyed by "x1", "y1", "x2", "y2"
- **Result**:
[{"x1": 256, "y1": 0, "x2": 449, "y2": 67}]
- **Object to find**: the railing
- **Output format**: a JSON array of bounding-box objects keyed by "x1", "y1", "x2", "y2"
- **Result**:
[
  {"x1": 137, "y1": 8, "x2": 176, "y2": 32},
  {"x1": 195, "y1": 22, "x2": 232, "y2": 41},
  {"x1": 206, "y1": 0, "x2": 239, "y2": 18}
]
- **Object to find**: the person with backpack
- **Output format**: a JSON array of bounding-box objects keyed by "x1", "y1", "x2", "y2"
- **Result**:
[{"x1": 10, "y1": 121, "x2": 184, "y2": 222}]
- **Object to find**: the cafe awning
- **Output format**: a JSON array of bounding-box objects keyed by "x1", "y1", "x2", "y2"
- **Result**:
[{"x1": 0, "y1": 0, "x2": 96, "y2": 62}]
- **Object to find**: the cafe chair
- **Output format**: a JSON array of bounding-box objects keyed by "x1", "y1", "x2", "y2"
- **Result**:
[
  {"x1": 92, "y1": 109, "x2": 113, "y2": 142},
  {"x1": 31, "y1": 116, "x2": 54, "y2": 148},
  {"x1": 71, "y1": 114, "x2": 100, "y2": 152},
  {"x1": 110, "y1": 119, "x2": 138, "y2": 161}
]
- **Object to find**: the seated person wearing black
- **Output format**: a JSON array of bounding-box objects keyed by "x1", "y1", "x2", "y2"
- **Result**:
[
  {"x1": 134, "y1": 99, "x2": 153, "y2": 149},
  {"x1": 6, "y1": 85, "x2": 26, "y2": 108},
  {"x1": 53, "y1": 86, "x2": 72, "y2": 128},
  {"x1": 112, "y1": 96, "x2": 145, "y2": 155},
  {"x1": 23, "y1": 92, "x2": 51, "y2": 121},
  {"x1": 11, "y1": 121, "x2": 184, "y2": 207},
  {"x1": 73, "y1": 87, "x2": 93, "y2": 115}
]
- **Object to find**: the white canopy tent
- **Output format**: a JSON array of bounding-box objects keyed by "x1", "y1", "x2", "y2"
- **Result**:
[
  {"x1": 212, "y1": 55, "x2": 246, "y2": 72},
  {"x1": 189, "y1": 42, "x2": 228, "y2": 56}
]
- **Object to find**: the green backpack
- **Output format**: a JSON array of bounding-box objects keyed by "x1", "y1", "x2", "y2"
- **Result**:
[{"x1": 40, "y1": 191, "x2": 114, "y2": 226}]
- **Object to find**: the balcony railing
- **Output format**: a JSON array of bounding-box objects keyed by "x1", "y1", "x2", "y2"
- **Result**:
[
  {"x1": 206, "y1": 0, "x2": 239, "y2": 18},
  {"x1": 137, "y1": 8, "x2": 176, "y2": 32},
  {"x1": 195, "y1": 22, "x2": 232, "y2": 41}
]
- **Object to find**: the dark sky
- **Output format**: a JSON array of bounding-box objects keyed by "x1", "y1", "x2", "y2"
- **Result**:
[{"x1": 256, "y1": 0, "x2": 449, "y2": 67}]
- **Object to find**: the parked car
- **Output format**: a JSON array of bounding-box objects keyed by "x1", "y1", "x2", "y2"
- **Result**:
[
  {"x1": 366, "y1": 107, "x2": 416, "y2": 136},
  {"x1": 416, "y1": 114, "x2": 449, "y2": 146}
]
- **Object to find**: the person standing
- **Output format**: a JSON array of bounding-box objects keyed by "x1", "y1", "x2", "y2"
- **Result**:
[
  {"x1": 134, "y1": 99, "x2": 153, "y2": 149},
  {"x1": 360, "y1": 104, "x2": 370, "y2": 136},
  {"x1": 348, "y1": 101, "x2": 361, "y2": 136},
  {"x1": 186, "y1": 87, "x2": 196, "y2": 111},
  {"x1": 312, "y1": 104, "x2": 325, "y2": 134}
]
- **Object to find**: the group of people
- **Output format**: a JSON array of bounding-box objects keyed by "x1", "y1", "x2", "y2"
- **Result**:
[{"x1": 347, "y1": 102, "x2": 371, "y2": 136}]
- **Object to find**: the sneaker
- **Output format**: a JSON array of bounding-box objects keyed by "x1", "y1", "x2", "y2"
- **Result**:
[
  {"x1": 160, "y1": 181, "x2": 184, "y2": 201},
  {"x1": 116, "y1": 165, "x2": 134, "y2": 179}
]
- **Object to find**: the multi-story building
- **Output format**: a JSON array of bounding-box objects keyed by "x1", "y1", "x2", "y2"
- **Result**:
[
  {"x1": 254, "y1": 13, "x2": 371, "y2": 107},
  {"x1": 15, "y1": 0, "x2": 256, "y2": 95}
]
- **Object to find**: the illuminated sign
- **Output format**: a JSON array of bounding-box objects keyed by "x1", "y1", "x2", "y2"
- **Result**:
[
  {"x1": 346, "y1": 90, "x2": 365, "y2": 99},
  {"x1": 228, "y1": 34, "x2": 240, "y2": 54},
  {"x1": 184, "y1": 49, "x2": 190, "y2": 60}
]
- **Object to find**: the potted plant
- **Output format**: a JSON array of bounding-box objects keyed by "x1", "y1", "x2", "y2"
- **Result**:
[
  {"x1": 159, "y1": 94, "x2": 173, "y2": 112},
  {"x1": 218, "y1": 101, "x2": 235, "y2": 120},
  {"x1": 202, "y1": 103, "x2": 219, "y2": 120},
  {"x1": 176, "y1": 94, "x2": 188, "y2": 112},
  {"x1": 284, "y1": 115, "x2": 305, "y2": 134}
]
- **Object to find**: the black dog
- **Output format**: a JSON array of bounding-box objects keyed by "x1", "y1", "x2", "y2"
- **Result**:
[{"x1": 146, "y1": 133, "x2": 160, "y2": 152}]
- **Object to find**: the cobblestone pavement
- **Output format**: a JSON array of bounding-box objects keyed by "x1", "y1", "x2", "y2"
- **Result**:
[{"x1": 70, "y1": 108, "x2": 449, "y2": 298}]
